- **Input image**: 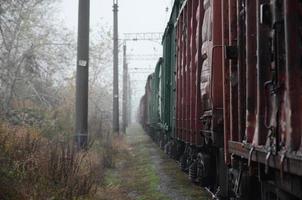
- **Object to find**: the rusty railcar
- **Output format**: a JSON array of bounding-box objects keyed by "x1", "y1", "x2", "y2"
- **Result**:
[
  {"x1": 175, "y1": 0, "x2": 203, "y2": 148},
  {"x1": 172, "y1": 0, "x2": 227, "y2": 196},
  {"x1": 224, "y1": 1, "x2": 302, "y2": 199},
  {"x1": 138, "y1": 74, "x2": 152, "y2": 132},
  {"x1": 139, "y1": 0, "x2": 302, "y2": 199}
]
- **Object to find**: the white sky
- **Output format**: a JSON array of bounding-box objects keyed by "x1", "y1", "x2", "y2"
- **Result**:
[{"x1": 58, "y1": 0, "x2": 173, "y2": 121}]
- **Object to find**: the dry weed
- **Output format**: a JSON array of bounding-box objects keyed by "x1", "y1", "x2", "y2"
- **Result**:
[{"x1": 0, "y1": 121, "x2": 106, "y2": 200}]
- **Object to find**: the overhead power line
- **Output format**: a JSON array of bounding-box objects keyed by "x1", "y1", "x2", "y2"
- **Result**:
[{"x1": 123, "y1": 32, "x2": 163, "y2": 41}]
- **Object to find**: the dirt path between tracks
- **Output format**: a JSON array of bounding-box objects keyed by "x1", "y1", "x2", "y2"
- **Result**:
[{"x1": 95, "y1": 124, "x2": 210, "y2": 200}]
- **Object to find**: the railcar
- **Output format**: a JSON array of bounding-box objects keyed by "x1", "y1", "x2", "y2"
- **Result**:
[
  {"x1": 224, "y1": 1, "x2": 302, "y2": 199},
  {"x1": 138, "y1": 0, "x2": 302, "y2": 199},
  {"x1": 148, "y1": 58, "x2": 163, "y2": 141},
  {"x1": 172, "y1": 0, "x2": 226, "y2": 197},
  {"x1": 137, "y1": 95, "x2": 146, "y2": 128},
  {"x1": 139, "y1": 59, "x2": 163, "y2": 139}
]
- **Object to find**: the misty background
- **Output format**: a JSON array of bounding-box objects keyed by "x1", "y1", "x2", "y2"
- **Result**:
[{"x1": 59, "y1": 0, "x2": 173, "y2": 120}]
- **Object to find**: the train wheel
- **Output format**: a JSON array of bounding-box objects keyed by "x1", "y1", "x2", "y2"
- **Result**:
[
  {"x1": 164, "y1": 140, "x2": 171, "y2": 155},
  {"x1": 179, "y1": 154, "x2": 187, "y2": 172},
  {"x1": 189, "y1": 160, "x2": 198, "y2": 182},
  {"x1": 169, "y1": 140, "x2": 177, "y2": 159},
  {"x1": 196, "y1": 152, "x2": 212, "y2": 187},
  {"x1": 175, "y1": 141, "x2": 185, "y2": 161}
]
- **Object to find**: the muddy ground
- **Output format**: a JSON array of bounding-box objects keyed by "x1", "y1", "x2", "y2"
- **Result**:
[{"x1": 96, "y1": 124, "x2": 210, "y2": 200}]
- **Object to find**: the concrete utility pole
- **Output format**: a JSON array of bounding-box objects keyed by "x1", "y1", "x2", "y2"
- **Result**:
[
  {"x1": 75, "y1": 0, "x2": 90, "y2": 148},
  {"x1": 122, "y1": 44, "x2": 128, "y2": 133},
  {"x1": 113, "y1": 0, "x2": 119, "y2": 134},
  {"x1": 127, "y1": 75, "x2": 132, "y2": 124}
]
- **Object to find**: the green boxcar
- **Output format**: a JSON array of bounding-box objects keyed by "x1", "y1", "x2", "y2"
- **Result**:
[
  {"x1": 161, "y1": 28, "x2": 172, "y2": 138},
  {"x1": 151, "y1": 58, "x2": 162, "y2": 128},
  {"x1": 160, "y1": 0, "x2": 183, "y2": 142},
  {"x1": 146, "y1": 58, "x2": 162, "y2": 139}
]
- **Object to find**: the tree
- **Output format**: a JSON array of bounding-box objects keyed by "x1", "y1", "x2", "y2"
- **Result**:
[
  {"x1": 0, "y1": 0, "x2": 115, "y2": 137},
  {"x1": 88, "y1": 24, "x2": 114, "y2": 138},
  {"x1": 0, "y1": 0, "x2": 74, "y2": 114}
]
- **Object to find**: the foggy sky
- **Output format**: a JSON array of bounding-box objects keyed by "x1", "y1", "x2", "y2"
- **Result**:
[{"x1": 58, "y1": 0, "x2": 172, "y2": 120}]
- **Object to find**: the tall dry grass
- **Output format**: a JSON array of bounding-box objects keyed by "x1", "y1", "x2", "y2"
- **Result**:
[{"x1": 0, "y1": 122, "x2": 105, "y2": 200}]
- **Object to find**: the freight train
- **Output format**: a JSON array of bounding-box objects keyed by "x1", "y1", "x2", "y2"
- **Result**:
[{"x1": 138, "y1": 0, "x2": 302, "y2": 199}]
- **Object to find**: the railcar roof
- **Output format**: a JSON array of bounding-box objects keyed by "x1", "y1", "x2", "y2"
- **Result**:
[{"x1": 162, "y1": 0, "x2": 185, "y2": 43}]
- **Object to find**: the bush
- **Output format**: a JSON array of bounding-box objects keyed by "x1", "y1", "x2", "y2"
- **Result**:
[{"x1": 0, "y1": 121, "x2": 105, "y2": 200}]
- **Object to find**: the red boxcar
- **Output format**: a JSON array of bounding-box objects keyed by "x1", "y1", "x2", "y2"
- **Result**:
[
  {"x1": 142, "y1": 0, "x2": 302, "y2": 199},
  {"x1": 174, "y1": 0, "x2": 227, "y2": 196},
  {"x1": 175, "y1": 0, "x2": 302, "y2": 199},
  {"x1": 223, "y1": 1, "x2": 302, "y2": 199}
]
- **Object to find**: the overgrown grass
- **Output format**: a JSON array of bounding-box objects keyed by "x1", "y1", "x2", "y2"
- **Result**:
[
  {"x1": 124, "y1": 140, "x2": 169, "y2": 200},
  {"x1": 159, "y1": 154, "x2": 209, "y2": 199},
  {"x1": 97, "y1": 124, "x2": 210, "y2": 200},
  {"x1": 96, "y1": 126, "x2": 170, "y2": 200},
  {"x1": 0, "y1": 121, "x2": 108, "y2": 200}
]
